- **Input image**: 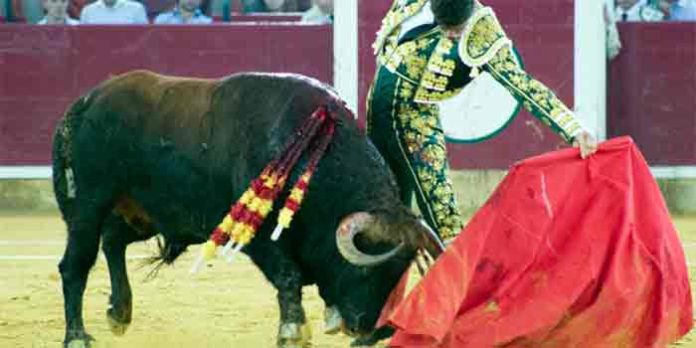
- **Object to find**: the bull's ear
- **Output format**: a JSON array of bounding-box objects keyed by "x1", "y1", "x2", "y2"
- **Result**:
[{"x1": 335, "y1": 212, "x2": 404, "y2": 267}]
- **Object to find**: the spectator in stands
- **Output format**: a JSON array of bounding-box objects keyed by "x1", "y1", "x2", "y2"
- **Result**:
[
  {"x1": 68, "y1": 0, "x2": 88, "y2": 21},
  {"x1": 301, "y1": 0, "x2": 332, "y2": 24},
  {"x1": 241, "y1": 0, "x2": 264, "y2": 11},
  {"x1": 605, "y1": 0, "x2": 623, "y2": 60},
  {"x1": 241, "y1": 0, "x2": 308, "y2": 12},
  {"x1": 669, "y1": 0, "x2": 696, "y2": 20},
  {"x1": 611, "y1": 0, "x2": 665, "y2": 21},
  {"x1": 80, "y1": 0, "x2": 149, "y2": 24},
  {"x1": 38, "y1": 0, "x2": 79, "y2": 24},
  {"x1": 154, "y1": 0, "x2": 212, "y2": 23}
]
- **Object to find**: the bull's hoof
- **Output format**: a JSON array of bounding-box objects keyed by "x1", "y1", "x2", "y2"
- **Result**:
[
  {"x1": 63, "y1": 332, "x2": 94, "y2": 348},
  {"x1": 323, "y1": 306, "x2": 343, "y2": 335},
  {"x1": 277, "y1": 322, "x2": 312, "y2": 348},
  {"x1": 66, "y1": 339, "x2": 93, "y2": 348},
  {"x1": 65, "y1": 340, "x2": 90, "y2": 348},
  {"x1": 106, "y1": 308, "x2": 131, "y2": 336}
]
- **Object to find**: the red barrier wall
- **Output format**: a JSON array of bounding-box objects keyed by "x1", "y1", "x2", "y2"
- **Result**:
[
  {"x1": 3, "y1": 7, "x2": 694, "y2": 169},
  {"x1": 608, "y1": 23, "x2": 696, "y2": 165},
  {"x1": 359, "y1": 0, "x2": 576, "y2": 169},
  {"x1": 0, "y1": 24, "x2": 332, "y2": 165}
]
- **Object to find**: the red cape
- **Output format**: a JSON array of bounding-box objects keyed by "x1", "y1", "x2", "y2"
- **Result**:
[{"x1": 381, "y1": 137, "x2": 693, "y2": 347}]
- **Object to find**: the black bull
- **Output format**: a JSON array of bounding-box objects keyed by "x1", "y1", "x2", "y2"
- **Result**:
[{"x1": 52, "y1": 71, "x2": 443, "y2": 347}]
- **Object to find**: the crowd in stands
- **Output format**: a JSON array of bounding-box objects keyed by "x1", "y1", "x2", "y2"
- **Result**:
[
  {"x1": 604, "y1": 0, "x2": 696, "y2": 59},
  {"x1": 609, "y1": 0, "x2": 696, "y2": 21},
  {"x1": 240, "y1": 0, "x2": 307, "y2": 12},
  {"x1": 4, "y1": 0, "x2": 332, "y2": 24},
  {"x1": 7, "y1": 0, "x2": 696, "y2": 25}
]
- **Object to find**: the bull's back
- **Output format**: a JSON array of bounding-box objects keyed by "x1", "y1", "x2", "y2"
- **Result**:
[
  {"x1": 62, "y1": 70, "x2": 358, "y2": 186},
  {"x1": 63, "y1": 69, "x2": 358, "y2": 194},
  {"x1": 88, "y1": 71, "x2": 337, "y2": 155},
  {"x1": 95, "y1": 70, "x2": 218, "y2": 140}
]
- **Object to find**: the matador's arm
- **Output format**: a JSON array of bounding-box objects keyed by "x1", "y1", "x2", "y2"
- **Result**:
[
  {"x1": 459, "y1": 5, "x2": 585, "y2": 144},
  {"x1": 485, "y1": 47, "x2": 583, "y2": 144}
]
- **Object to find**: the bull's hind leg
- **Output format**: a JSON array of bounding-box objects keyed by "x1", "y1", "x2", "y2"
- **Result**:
[
  {"x1": 247, "y1": 243, "x2": 311, "y2": 348},
  {"x1": 100, "y1": 210, "x2": 156, "y2": 336},
  {"x1": 59, "y1": 195, "x2": 112, "y2": 348}
]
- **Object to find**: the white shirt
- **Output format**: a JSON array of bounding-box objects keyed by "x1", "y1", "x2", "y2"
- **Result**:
[
  {"x1": 672, "y1": 0, "x2": 696, "y2": 21},
  {"x1": 154, "y1": 8, "x2": 212, "y2": 24},
  {"x1": 80, "y1": 0, "x2": 149, "y2": 24},
  {"x1": 301, "y1": 6, "x2": 332, "y2": 24}
]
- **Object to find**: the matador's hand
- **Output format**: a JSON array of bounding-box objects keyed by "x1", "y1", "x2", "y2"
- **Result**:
[{"x1": 573, "y1": 130, "x2": 598, "y2": 159}]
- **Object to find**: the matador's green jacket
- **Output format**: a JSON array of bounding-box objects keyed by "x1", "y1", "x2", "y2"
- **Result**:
[{"x1": 372, "y1": 0, "x2": 585, "y2": 143}]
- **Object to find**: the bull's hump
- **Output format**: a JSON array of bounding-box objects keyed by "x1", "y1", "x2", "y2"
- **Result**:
[{"x1": 120, "y1": 69, "x2": 214, "y2": 83}]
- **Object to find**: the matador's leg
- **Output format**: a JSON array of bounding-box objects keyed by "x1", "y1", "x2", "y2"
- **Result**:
[{"x1": 390, "y1": 80, "x2": 464, "y2": 240}]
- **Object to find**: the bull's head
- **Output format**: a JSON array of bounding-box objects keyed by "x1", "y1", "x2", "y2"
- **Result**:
[
  {"x1": 336, "y1": 211, "x2": 445, "y2": 267},
  {"x1": 324, "y1": 209, "x2": 445, "y2": 342}
]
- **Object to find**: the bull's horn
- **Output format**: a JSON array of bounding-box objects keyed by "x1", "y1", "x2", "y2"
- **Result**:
[
  {"x1": 416, "y1": 219, "x2": 446, "y2": 259},
  {"x1": 336, "y1": 212, "x2": 403, "y2": 267}
]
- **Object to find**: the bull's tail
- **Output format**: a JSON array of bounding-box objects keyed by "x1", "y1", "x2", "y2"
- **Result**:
[{"x1": 51, "y1": 92, "x2": 96, "y2": 221}]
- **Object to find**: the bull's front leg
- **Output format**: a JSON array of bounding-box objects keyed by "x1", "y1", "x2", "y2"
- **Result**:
[
  {"x1": 246, "y1": 243, "x2": 311, "y2": 348},
  {"x1": 277, "y1": 284, "x2": 311, "y2": 348}
]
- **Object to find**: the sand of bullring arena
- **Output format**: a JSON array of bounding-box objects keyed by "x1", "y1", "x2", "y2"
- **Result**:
[
  {"x1": 2, "y1": 211, "x2": 696, "y2": 347},
  {"x1": 0, "y1": 212, "x2": 360, "y2": 347}
]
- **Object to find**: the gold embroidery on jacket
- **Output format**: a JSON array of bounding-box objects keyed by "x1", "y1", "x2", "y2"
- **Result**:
[
  {"x1": 458, "y1": 6, "x2": 512, "y2": 77},
  {"x1": 486, "y1": 47, "x2": 583, "y2": 142}
]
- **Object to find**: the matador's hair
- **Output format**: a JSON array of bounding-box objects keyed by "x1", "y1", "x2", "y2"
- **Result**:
[{"x1": 430, "y1": 0, "x2": 475, "y2": 27}]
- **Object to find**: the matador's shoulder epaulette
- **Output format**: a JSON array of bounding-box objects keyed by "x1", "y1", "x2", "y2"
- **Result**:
[{"x1": 458, "y1": 5, "x2": 512, "y2": 77}]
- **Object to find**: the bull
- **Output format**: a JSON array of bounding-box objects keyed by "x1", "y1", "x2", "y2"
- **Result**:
[{"x1": 52, "y1": 70, "x2": 443, "y2": 347}]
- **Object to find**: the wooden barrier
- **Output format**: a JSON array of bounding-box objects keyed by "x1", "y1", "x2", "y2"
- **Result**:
[
  {"x1": 2, "y1": 4, "x2": 695, "y2": 171},
  {"x1": 608, "y1": 22, "x2": 696, "y2": 166},
  {"x1": 0, "y1": 24, "x2": 332, "y2": 165}
]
